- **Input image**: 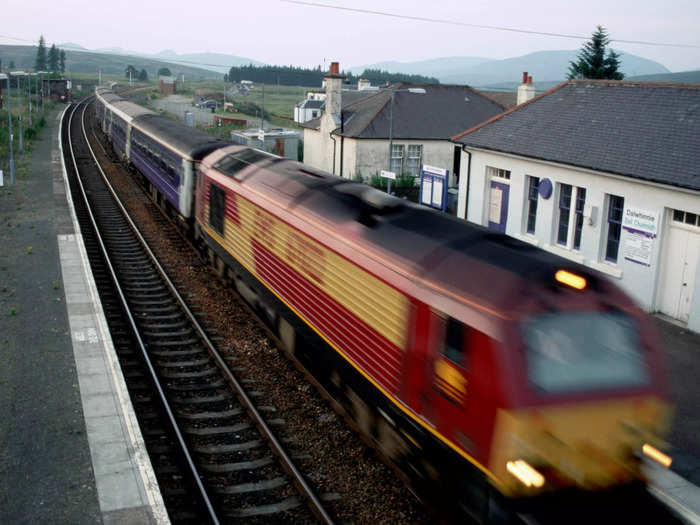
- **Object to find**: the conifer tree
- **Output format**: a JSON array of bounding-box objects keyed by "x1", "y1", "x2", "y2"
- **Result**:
[
  {"x1": 48, "y1": 44, "x2": 60, "y2": 71},
  {"x1": 568, "y1": 26, "x2": 624, "y2": 80},
  {"x1": 138, "y1": 69, "x2": 148, "y2": 81},
  {"x1": 125, "y1": 64, "x2": 137, "y2": 79},
  {"x1": 35, "y1": 35, "x2": 47, "y2": 70},
  {"x1": 59, "y1": 50, "x2": 66, "y2": 72}
]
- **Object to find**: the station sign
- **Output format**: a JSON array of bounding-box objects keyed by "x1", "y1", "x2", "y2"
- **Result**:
[{"x1": 420, "y1": 164, "x2": 449, "y2": 212}]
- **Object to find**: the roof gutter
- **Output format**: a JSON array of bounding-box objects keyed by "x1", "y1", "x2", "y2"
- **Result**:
[
  {"x1": 461, "y1": 145, "x2": 472, "y2": 221},
  {"x1": 329, "y1": 131, "x2": 337, "y2": 175}
]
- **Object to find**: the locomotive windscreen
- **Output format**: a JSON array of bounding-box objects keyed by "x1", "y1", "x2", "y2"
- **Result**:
[{"x1": 522, "y1": 310, "x2": 649, "y2": 394}]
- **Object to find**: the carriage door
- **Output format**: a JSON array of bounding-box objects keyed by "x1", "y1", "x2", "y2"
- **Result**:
[{"x1": 428, "y1": 312, "x2": 473, "y2": 449}]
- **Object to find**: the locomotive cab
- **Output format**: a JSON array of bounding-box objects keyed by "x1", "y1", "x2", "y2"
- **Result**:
[{"x1": 487, "y1": 269, "x2": 673, "y2": 499}]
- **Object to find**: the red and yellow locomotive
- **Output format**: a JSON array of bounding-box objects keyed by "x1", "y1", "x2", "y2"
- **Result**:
[{"x1": 193, "y1": 145, "x2": 672, "y2": 520}]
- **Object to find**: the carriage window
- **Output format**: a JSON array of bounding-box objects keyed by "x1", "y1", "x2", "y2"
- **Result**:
[
  {"x1": 209, "y1": 184, "x2": 226, "y2": 234},
  {"x1": 443, "y1": 317, "x2": 466, "y2": 366}
]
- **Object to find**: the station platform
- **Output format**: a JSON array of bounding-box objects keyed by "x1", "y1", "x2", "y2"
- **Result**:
[{"x1": 0, "y1": 107, "x2": 168, "y2": 524}]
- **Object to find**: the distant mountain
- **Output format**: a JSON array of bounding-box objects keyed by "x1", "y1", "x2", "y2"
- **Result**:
[
  {"x1": 153, "y1": 51, "x2": 264, "y2": 73},
  {"x1": 349, "y1": 56, "x2": 492, "y2": 79},
  {"x1": 439, "y1": 50, "x2": 670, "y2": 87},
  {"x1": 627, "y1": 70, "x2": 700, "y2": 83},
  {"x1": 58, "y1": 42, "x2": 87, "y2": 51}
]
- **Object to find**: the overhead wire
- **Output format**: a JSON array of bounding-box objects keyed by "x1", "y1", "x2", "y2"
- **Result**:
[{"x1": 281, "y1": 0, "x2": 700, "y2": 49}]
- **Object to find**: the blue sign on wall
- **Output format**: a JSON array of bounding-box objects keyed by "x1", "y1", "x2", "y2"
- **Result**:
[{"x1": 420, "y1": 165, "x2": 449, "y2": 212}]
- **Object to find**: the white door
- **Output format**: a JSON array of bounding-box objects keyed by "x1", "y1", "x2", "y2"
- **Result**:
[{"x1": 659, "y1": 218, "x2": 700, "y2": 322}]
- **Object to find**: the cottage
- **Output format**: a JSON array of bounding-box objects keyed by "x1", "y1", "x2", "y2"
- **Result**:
[
  {"x1": 302, "y1": 62, "x2": 506, "y2": 212},
  {"x1": 453, "y1": 80, "x2": 700, "y2": 331}
]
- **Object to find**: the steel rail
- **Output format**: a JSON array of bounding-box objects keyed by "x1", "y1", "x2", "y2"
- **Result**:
[
  {"x1": 67, "y1": 99, "x2": 220, "y2": 525},
  {"x1": 80, "y1": 98, "x2": 334, "y2": 525}
]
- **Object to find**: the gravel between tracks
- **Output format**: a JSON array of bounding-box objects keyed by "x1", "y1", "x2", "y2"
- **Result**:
[{"x1": 86, "y1": 111, "x2": 435, "y2": 524}]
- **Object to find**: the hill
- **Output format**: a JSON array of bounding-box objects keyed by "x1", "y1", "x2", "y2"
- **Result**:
[
  {"x1": 154, "y1": 51, "x2": 263, "y2": 73},
  {"x1": 353, "y1": 50, "x2": 670, "y2": 88},
  {"x1": 626, "y1": 70, "x2": 700, "y2": 83},
  {"x1": 0, "y1": 44, "x2": 222, "y2": 79},
  {"x1": 349, "y1": 56, "x2": 492, "y2": 78}
]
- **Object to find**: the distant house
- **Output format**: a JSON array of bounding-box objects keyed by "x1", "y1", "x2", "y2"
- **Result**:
[
  {"x1": 302, "y1": 62, "x2": 506, "y2": 213},
  {"x1": 294, "y1": 98, "x2": 324, "y2": 124},
  {"x1": 159, "y1": 76, "x2": 176, "y2": 95},
  {"x1": 453, "y1": 80, "x2": 700, "y2": 332}
]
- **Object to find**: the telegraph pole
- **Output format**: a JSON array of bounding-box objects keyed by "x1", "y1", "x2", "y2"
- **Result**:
[
  {"x1": 17, "y1": 73, "x2": 23, "y2": 151},
  {"x1": 28, "y1": 73, "x2": 32, "y2": 127},
  {"x1": 6, "y1": 75, "x2": 15, "y2": 184}
]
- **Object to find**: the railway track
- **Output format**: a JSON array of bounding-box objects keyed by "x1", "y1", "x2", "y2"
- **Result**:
[{"x1": 63, "y1": 98, "x2": 334, "y2": 524}]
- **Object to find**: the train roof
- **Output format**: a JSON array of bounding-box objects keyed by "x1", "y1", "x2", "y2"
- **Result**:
[
  {"x1": 132, "y1": 114, "x2": 230, "y2": 160},
  {"x1": 111, "y1": 100, "x2": 154, "y2": 119},
  {"x1": 207, "y1": 147, "x2": 598, "y2": 309}
]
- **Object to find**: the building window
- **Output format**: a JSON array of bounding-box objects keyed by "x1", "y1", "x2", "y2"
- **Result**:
[
  {"x1": 406, "y1": 145, "x2": 422, "y2": 177},
  {"x1": 526, "y1": 176, "x2": 540, "y2": 234},
  {"x1": 557, "y1": 184, "x2": 573, "y2": 245},
  {"x1": 556, "y1": 185, "x2": 586, "y2": 250},
  {"x1": 390, "y1": 144, "x2": 404, "y2": 175},
  {"x1": 486, "y1": 166, "x2": 511, "y2": 180},
  {"x1": 312, "y1": 110, "x2": 318, "y2": 118},
  {"x1": 672, "y1": 209, "x2": 700, "y2": 227},
  {"x1": 605, "y1": 194, "x2": 625, "y2": 262}
]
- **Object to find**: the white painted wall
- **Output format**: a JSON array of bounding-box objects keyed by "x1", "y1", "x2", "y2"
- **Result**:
[
  {"x1": 304, "y1": 134, "x2": 457, "y2": 184},
  {"x1": 458, "y1": 147, "x2": 700, "y2": 332}
]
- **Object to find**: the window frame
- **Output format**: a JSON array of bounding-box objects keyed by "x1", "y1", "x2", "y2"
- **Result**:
[
  {"x1": 406, "y1": 144, "x2": 423, "y2": 177},
  {"x1": 526, "y1": 176, "x2": 540, "y2": 234},
  {"x1": 390, "y1": 144, "x2": 405, "y2": 175},
  {"x1": 604, "y1": 194, "x2": 625, "y2": 263},
  {"x1": 555, "y1": 184, "x2": 587, "y2": 251}
]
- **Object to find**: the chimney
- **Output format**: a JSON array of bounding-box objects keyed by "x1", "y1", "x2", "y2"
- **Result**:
[
  {"x1": 517, "y1": 72, "x2": 536, "y2": 105},
  {"x1": 324, "y1": 61, "x2": 345, "y2": 125}
]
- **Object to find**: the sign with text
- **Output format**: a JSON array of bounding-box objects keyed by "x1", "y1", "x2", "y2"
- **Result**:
[
  {"x1": 380, "y1": 170, "x2": 396, "y2": 180},
  {"x1": 622, "y1": 207, "x2": 658, "y2": 266},
  {"x1": 420, "y1": 164, "x2": 448, "y2": 211},
  {"x1": 622, "y1": 207, "x2": 658, "y2": 236}
]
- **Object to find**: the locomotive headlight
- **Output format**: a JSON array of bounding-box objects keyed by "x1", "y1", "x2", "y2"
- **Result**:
[
  {"x1": 642, "y1": 444, "x2": 672, "y2": 468},
  {"x1": 506, "y1": 459, "x2": 545, "y2": 488}
]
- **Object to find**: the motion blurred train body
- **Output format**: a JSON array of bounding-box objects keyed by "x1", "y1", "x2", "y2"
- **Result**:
[{"x1": 94, "y1": 87, "x2": 673, "y2": 521}]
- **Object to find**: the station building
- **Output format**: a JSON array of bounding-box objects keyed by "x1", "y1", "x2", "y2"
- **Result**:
[{"x1": 453, "y1": 80, "x2": 700, "y2": 332}]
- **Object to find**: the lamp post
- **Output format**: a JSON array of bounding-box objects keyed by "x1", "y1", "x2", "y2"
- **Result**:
[{"x1": 386, "y1": 87, "x2": 426, "y2": 193}]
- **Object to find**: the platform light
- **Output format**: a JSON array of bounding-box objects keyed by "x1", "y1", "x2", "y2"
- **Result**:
[
  {"x1": 555, "y1": 270, "x2": 586, "y2": 290},
  {"x1": 506, "y1": 460, "x2": 545, "y2": 488},
  {"x1": 643, "y1": 444, "x2": 672, "y2": 468}
]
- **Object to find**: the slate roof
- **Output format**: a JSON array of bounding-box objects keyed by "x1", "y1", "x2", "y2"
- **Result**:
[
  {"x1": 299, "y1": 99, "x2": 324, "y2": 109},
  {"x1": 454, "y1": 80, "x2": 700, "y2": 191},
  {"x1": 302, "y1": 83, "x2": 506, "y2": 140}
]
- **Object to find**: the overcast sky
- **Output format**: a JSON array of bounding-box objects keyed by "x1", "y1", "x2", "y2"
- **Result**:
[{"x1": 3, "y1": 0, "x2": 699, "y2": 72}]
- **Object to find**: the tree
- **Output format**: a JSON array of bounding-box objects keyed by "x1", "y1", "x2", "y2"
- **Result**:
[
  {"x1": 157, "y1": 67, "x2": 172, "y2": 77},
  {"x1": 35, "y1": 35, "x2": 47, "y2": 70},
  {"x1": 125, "y1": 64, "x2": 137, "y2": 79},
  {"x1": 138, "y1": 69, "x2": 148, "y2": 81},
  {"x1": 48, "y1": 44, "x2": 59, "y2": 71},
  {"x1": 59, "y1": 50, "x2": 66, "y2": 72},
  {"x1": 568, "y1": 26, "x2": 624, "y2": 80}
]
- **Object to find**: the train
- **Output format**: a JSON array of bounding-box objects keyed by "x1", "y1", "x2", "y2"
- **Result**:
[{"x1": 94, "y1": 86, "x2": 674, "y2": 522}]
